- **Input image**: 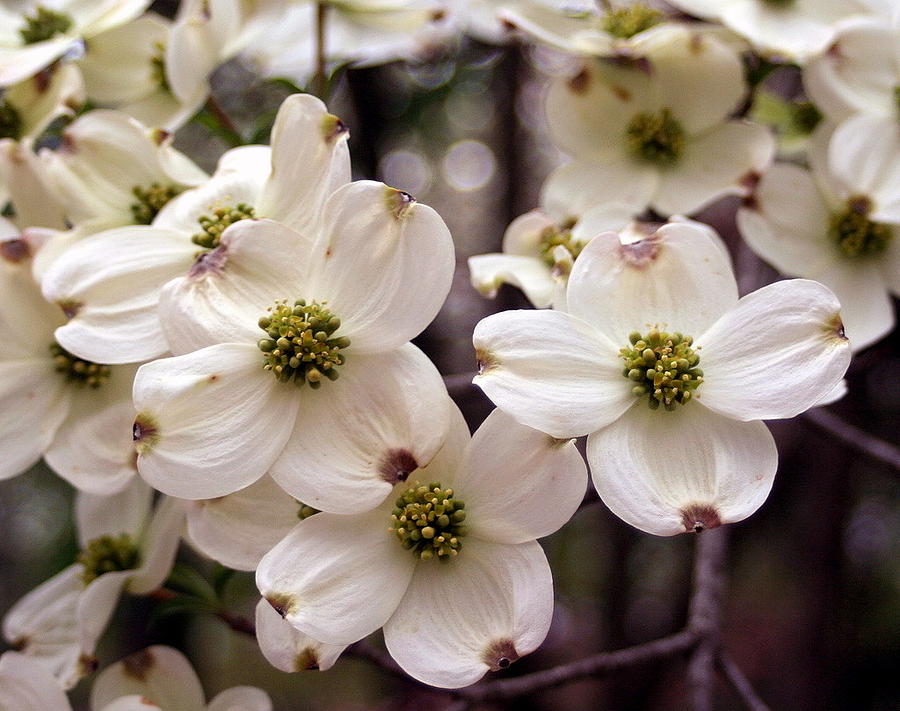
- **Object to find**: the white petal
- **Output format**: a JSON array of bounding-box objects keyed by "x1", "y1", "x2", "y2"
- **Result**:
[
  {"x1": 256, "y1": 508, "x2": 415, "y2": 645},
  {"x1": 90, "y1": 646, "x2": 205, "y2": 711},
  {"x1": 467, "y1": 254, "x2": 556, "y2": 308},
  {"x1": 473, "y1": 309, "x2": 633, "y2": 438},
  {"x1": 165, "y1": 16, "x2": 218, "y2": 104},
  {"x1": 99, "y1": 697, "x2": 163, "y2": 711},
  {"x1": 5, "y1": 62, "x2": 84, "y2": 140},
  {"x1": 569, "y1": 203, "x2": 636, "y2": 243},
  {"x1": 0, "y1": 651, "x2": 73, "y2": 711},
  {"x1": 133, "y1": 344, "x2": 300, "y2": 499},
  {"x1": 587, "y1": 403, "x2": 777, "y2": 536},
  {"x1": 77, "y1": 570, "x2": 130, "y2": 656},
  {"x1": 452, "y1": 408, "x2": 587, "y2": 544},
  {"x1": 0, "y1": 139, "x2": 67, "y2": 229},
  {"x1": 254, "y1": 599, "x2": 346, "y2": 672},
  {"x1": 0, "y1": 360, "x2": 69, "y2": 480},
  {"x1": 0, "y1": 251, "x2": 64, "y2": 360},
  {"x1": 75, "y1": 478, "x2": 152, "y2": 546},
  {"x1": 207, "y1": 687, "x2": 272, "y2": 711},
  {"x1": 0, "y1": 37, "x2": 74, "y2": 87},
  {"x1": 305, "y1": 182, "x2": 455, "y2": 353},
  {"x1": 256, "y1": 94, "x2": 351, "y2": 232},
  {"x1": 697, "y1": 279, "x2": 851, "y2": 420},
  {"x1": 652, "y1": 121, "x2": 775, "y2": 216},
  {"x1": 129, "y1": 496, "x2": 186, "y2": 594},
  {"x1": 270, "y1": 344, "x2": 451, "y2": 514},
  {"x1": 41, "y1": 227, "x2": 197, "y2": 364},
  {"x1": 158, "y1": 218, "x2": 310, "y2": 355},
  {"x1": 384, "y1": 538, "x2": 552, "y2": 689},
  {"x1": 567, "y1": 223, "x2": 738, "y2": 346},
  {"x1": 540, "y1": 158, "x2": 659, "y2": 219},
  {"x1": 501, "y1": 209, "x2": 556, "y2": 255},
  {"x1": 187, "y1": 476, "x2": 300, "y2": 572}
]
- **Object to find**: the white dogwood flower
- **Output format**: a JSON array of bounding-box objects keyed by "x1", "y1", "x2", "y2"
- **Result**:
[
  {"x1": 0, "y1": 62, "x2": 83, "y2": 143},
  {"x1": 255, "y1": 599, "x2": 347, "y2": 672},
  {"x1": 41, "y1": 93, "x2": 350, "y2": 365},
  {"x1": 666, "y1": 0, "x2": 870, "y2": 63},
  {"x1": 738, "y1": 119, "x2": 899, "y2": 350},
  {"x1": 0, "y1": 235, "x2": 139, "y2": 493},
  {"x1": 0, "y1": 652, "x2": 72, "y2": 711},
  {"x1": 0, "y1": 0, "x2": 151, "y2": 87},
  {"x1": 2, "y1": 480, "x2": 185, "y2": 689},
  {"x1": 132, "y1": 192, "x2": 455, "y2": 511},
  {"x1": 257, "y1": 403, "x2": 587, "y2": 687},
  {"x1": 544, "y1": 26, "x2": 774, "y2": 217},
  {"x1": 473, "y1": 221, "x2": 851, "y2": 536},
  {"x1": 90, "y1": 645, "x2": 271, "y2": 711}
]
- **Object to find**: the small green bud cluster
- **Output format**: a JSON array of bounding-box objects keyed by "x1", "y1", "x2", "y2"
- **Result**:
[
  {"x1": 0, "y1": 97, "x2": 23, "y2": 141},
  {"x1": 538, "y1": 224, "x2": 584, "y2": 268},
  {"x1": 621, "y1": 329, "x2": 703, "y2": 410},
  {"x1": 830, "y1": 197, "x2": 893, "y2": 258},
  {"x1": 601, "y1": 4, "x2": 663, "y2": 39},
  {"x1": 192, "y1": 203, "x2": 256, "y2": 249},
  {"x1": 626, "y1": 109, "x2": 686, "y2": 166},
  {"x1": 130, "y1": 183, "x2": 183, "y2": 225},
  {"x1": 50, "y1": 342, "x2": 111, "y2": 388},
  {"x1": 19, "y1": 6, "x2": 73, "y2": 45},
  {"x1": 297, "y1": 502, "x2": 319, "y2": 520},
  {"x1": 390, "y1": 483, "x2": 467, "y2": 561},
  {"x1": 258, "y1": 300, "x2": 349, "y2": 387},
  {"x1": 77, "y1": 533, "x2": 140, "y2": 586}
]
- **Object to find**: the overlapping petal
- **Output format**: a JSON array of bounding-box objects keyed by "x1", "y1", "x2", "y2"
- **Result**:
[{"x1": 255, "y1": 599, "x2": 347, "y2": 673}]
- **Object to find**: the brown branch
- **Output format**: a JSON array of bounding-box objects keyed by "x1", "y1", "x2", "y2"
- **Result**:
[
  {"x1": 804, "y1": 408, "x2": 900, "y2": 471},
  {"x1": 718, "y1": 651, "x2": 772, "y2": 711},
  {"x1": 346, "y1": 639, "x2": 419, "y2": 685},
  {"x1": 313, "y1": 2, "x2": 327, "y2": 99},
  {"x1": 204, "y1": 95, "x2": 240, "y2": 137}
]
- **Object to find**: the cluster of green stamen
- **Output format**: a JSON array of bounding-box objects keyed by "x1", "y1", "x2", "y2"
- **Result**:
[
  {"x1": 621, "y1": 330, "x2": 703, "y2": 410},
  {"x1": 192, "y1": 203, "x2": 256, "y2": 249},
  {"x1": 0, "y1": 97, "x2": 23, "y2": 141},
  {"x1": 258, "y1": 300, "x2": 349, "y2": 387},
  {"x1": 19, "y1": 6, "x2": 73, "y2": 44},
  {"x1": 390, "y1": 483, "x2": 467, "y2": 561},
  {"x1": 538, "y1": 224, "x2": 584, "y2": 267},
  {"x1": 601, "y1": 4, "x2": 663, "y2": 39},
  {"x1": 830, "y1": 197, "x2": 893, "y2": 258},
  {"x1": 77, "y1": 534, "x2": 140, "y2": 585},
  {"x1": 50, "y1": 342, "x2": 111, "y2": 388},
  {"x1": 626, "y1": 109, "x2": 686, "y2": 166},
  {"x1": 130, "y1": 183, "x2": 183, "y2": 224}
]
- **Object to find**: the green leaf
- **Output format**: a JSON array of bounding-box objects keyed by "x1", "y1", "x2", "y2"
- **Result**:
[
  {"x1": 212, "y1": 563, "x2": 237, "y2": 598},
  {"x1": 165, "y1": 562, "x2": 218, "y2": 603}
]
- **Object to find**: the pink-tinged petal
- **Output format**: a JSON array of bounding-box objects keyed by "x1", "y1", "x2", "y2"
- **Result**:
[
  {"x1": 255, "y1": 599, "x2": 347, "y2": 673},
  {"x1": 467, "y1": 254, "x2": 557, "y2": 308},
  {"x1": 128, "y1": 496, "x2": 186, "y2": 594},
  {"x1": 0, "y1": 652, "x2": 74, "y2": 711}
]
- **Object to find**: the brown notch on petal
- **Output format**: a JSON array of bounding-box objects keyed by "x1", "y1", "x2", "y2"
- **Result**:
[
  {"x1": 78, "y1": 653, "x2": 99, "y2": 676},
  {"x1": 680, "y1": 504, "x2": 722, "y2": 534},
  {"x1": 378, "y1": 448, "x2": 419, "y2": 484},
  {"x1": 611, "y1": 84, "x2": 631, "y2": 102},
  {"x1": 619, "y1": 235, "x2": 661, "y2": 268},
  {"x1": 34, "y1": 68, "x2": 52, "y2": 93},
  {"x1": 689, "y1": 33, "x2": 706, "y2": 55},
  {"x1": 0, "y1": 238, "x2": 30, "y2": 263},
  {"x1": 825, "y1": 313, "x2": 848, "y2": 342},
  {"x1": 568, "y1": 66, "x2": 591, "y2": 95},
  {"x1": 482, "y1": 639, "x2": 519, "y2": 672},
  {"x1": 547, "y1": 434, "x2": 573, "y2": 450},
  {"x1": 122, "y1": 649, "x2": 155, "y2": 680},
  {"x1": 384, "y1": 187, "x2": 416, "y2": 219},
  {"x1": 740, "y1": 170, "x2": 762, "y2": 209},
  {"x1": 475, "y1": 347, "x2": 499, "y2": 376},
  {"x1": 266, "y1": 592, "x2": 297, "y2": 619},
  {"x1": 294, "y1": 647, "x2": 320, "y2": 671},
  {"x1": 320, "y1": 114, "x2": 349, "y2": 142},
  {"x1": 10, "y1": 636, "x2": 27, "y2": 651},
  {"x1": 189, "y1": 244, "x2": 228, "y2": 278},
  {"x1": 133, "y1": 413, "x2": 160, "y2": 455},
  {"x1": 57, "y1": 299, "x2": 82, "y2": 319},
  {"x1": 150, "y1": 128, "x2": 171, "y2": 146}
]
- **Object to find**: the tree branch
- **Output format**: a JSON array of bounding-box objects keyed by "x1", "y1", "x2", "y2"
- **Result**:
[
  {"x1": 804, "y1": 408, "x2": 900, "y2": 471},
  {"x1": 718, "y1": 651, "x2": 772, "y2": 711}
]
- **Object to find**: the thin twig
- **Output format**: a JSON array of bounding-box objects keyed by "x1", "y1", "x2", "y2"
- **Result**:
[
  {"x1": 313, "y1": 2, "x2": 328, "y2": 99},
  {"x1": 718, "y1": 651, "x2": 772, "y2": 711},
  {"x1": 346, "y1": 639, "x2": 418, "y2": 684},
  {"x1": 804, "y1": 408, "x2": 900, "y2": 471},
  {"x1": 204, "y1": 95, "x2": 240, "y2": 138}
]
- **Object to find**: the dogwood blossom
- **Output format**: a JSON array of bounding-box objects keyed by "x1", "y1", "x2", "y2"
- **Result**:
[
  {"x1": 0, "y1": 62, "x2": 83, "y2": 143},
  {"x1": 738, "y1": 119, "x2": 899, "y2": 350},
  {"x1": 257, "y1": 404, "x2": 587, "y2": 687},
  {"x1": 0, "y1": 652, "x2": 72, "y2": 711},
  {"x1": 41, "y1": 93, "x2": 349, "y2": 364},
  {"x1": 473, "y1": 221, "x2": 851, "y2": 535},
  {"x1": 543, "y1": 26, "x2": 774, "y2": 216},
  {"x1": 2, "y1": 480, "x2": 184, "y2": 688}
]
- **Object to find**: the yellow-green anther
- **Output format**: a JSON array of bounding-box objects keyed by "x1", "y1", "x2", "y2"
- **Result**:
[
  {"x1": 620, "y1": 329, "x2": 703, "y2": 411},
  {"x1": 601, "y1": 4, "x2": 663, "y2": 39},
  {"x1": 538, "y1": 224, "x2": 585, "y2": 268},
  {"x1": 130, "y1": 183, "x2": 184, "y2": 225},
  {"x1": 192, "y1": 203, "x2": 256, "y2": 249},
  {"x1": 830, "y1": 196, "x2": 893, "y2": 258},
  {"x1": 50, "y1": 342, "x2": 111, "y2": 388},
  {"x1": 626, "y1": 108, "x2": 686, "y2": 166},
  {"x1": 77, "y1": 533, "x2": 140, "y2": 586},
  {"x1": 19, "y1": 6, "x2": 73, "y2": 44},
  {"x1": 258, "y1": 299, "x2": 349, "y2": 388},
  {"x1": 390, "y1": 482, "x2": 467, "y2": 562},
  {"x1": 0, "y1": 97, "x2": 23, "y2": 140}
]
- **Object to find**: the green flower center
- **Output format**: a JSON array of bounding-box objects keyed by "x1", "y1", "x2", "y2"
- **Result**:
[
  {"x1": 130, "y1": 183, "x2": 184, "y2": 225},
  {"x1": 77, "y1": 533, "x2": 140, "y2": 586},
  {"x1": 258, "y1": 300, "x2": 349, "y2": 388},
  {"x1": 621, "y1": 329, "x2": 703, "y2": 411},
  {"x1": 0, "y1": 97, "x2": 23, "y2": 140},
  {"x1": 790, "y1": 101, "x2": 822, "y2": 134},
  {"x1": 538, "y1": 223, "x2": 584, "y2": 268},
  {"x1": 192, "y1": 203, "x2": 256, "y2": 249},
  {"x1": 19, "y1": 6, "x2": 73, "y2": 44},
  {"x1": 390, "y1": 482, "x2": 467, "y2": 561},
  {"x1": 626, "y1": 109, "x2": 686, "y2": 166},
  {"x1": 602, "y1": 4, "x2": 663, "y2": 39},
  {"x1": 830, "y1": 197, "x2": 893, "y2": 258},
  {"x1": 51, "y1": 342, "x2": 111, "y2": 388}
]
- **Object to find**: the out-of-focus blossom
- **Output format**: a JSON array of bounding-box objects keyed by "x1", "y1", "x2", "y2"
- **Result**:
[
  {"x1": 473, "y1": 221, "x2": 851, "y2": 535},
  {"x1": 0, "y1": 62, "x2": 83, "y2": 142},
  {"x1": 255, "y1": 599, "x2": 347, "y2": 672},
  {"x1": 257, "y1": 404, "x2": 586, "y2": 687},
  {"x1": 0, "y1": 652, "x2": 72, "y2": 711}
]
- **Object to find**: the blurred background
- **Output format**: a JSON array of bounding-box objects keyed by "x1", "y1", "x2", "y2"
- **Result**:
[{"x1": 1, "y1": 2, "x2": 898, "y2": 709}]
